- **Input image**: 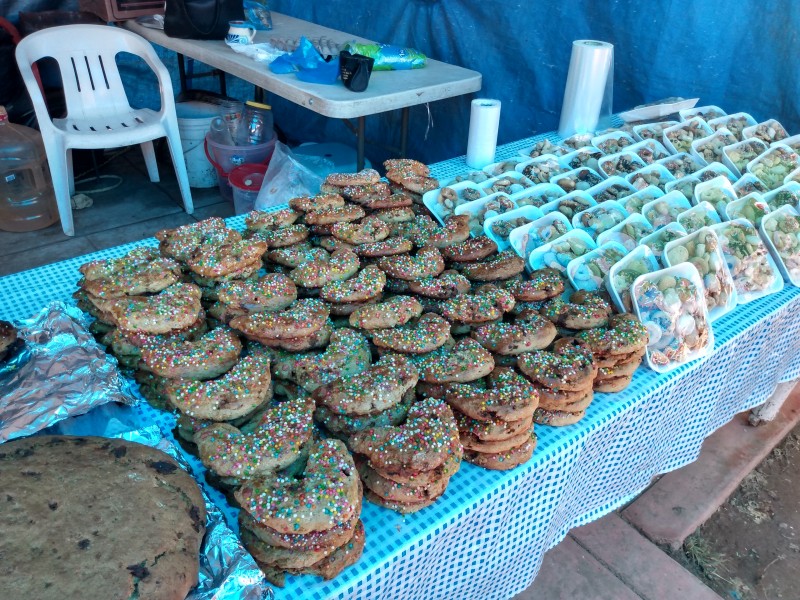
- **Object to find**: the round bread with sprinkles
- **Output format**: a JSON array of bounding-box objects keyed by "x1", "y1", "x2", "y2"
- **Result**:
[
  {"x1": 407, "y1": 270, "x2": 471, "y2": 299},
  {"x1": 534, "y1": 383, "x2": 594, "y2": 411},
  {"x1": 540, "y1": 291, "x2": 613, "y2": 330},
  {"x1": 289, "y1": 249, "x2": 359, "y2": 289},
  {"x1": 216, "y1": 273, "x2": 297, "y2": 313},
  {"x1": 594, "y1": 346, "x2": 646, "y2": 369},
  {"x1": 315, "y1": 387, "x2": 416, "y2": 436},
  {"x1": 575, "y1": 314, "x2": 649, "y2": 356},
  {"x1": 417, "y1": 338, "x2": 495, "y2": 384},
  {"x1": 315, "y1": 235, "x2": 355, "y2": 253},
  {"x1": 534, "y1": 407, "x2": 585, "y2": 426},
  {"x1": 371, "y1": 312, "x2": 451, "y2": 354},
  {"x1": 304, "y1": 204, "x2": 365, "y2": 225},
  {"x1": 471, "y1": 316, "x2": 557, "y2": 356},
  {"x1": 460, "y1": 428, "x2": 533, "y2": 454},
  {"x1": 156, "y1": 217, "x2": 241, "y2": 262},
  {"x1": 244, "y1": 208, "x2": 301, "y2": 232},
  {"x1": 362, "y1": 191, "x2": 413, "y2": 210},
  {"x1": 392, "y1": 214, "x2": 439, "y2": 247},
  {"x1": 372, "y1": 206, "x2": 415, "y2": 224},
  {"x1": 236, "y1": 437, "x2": 361, "y2": 535},
  {"x1": 377, "y1": 246, "x2": 445, "y2": 281},
  {"x1": 320, "y1": 264, "x2": 386, "y2": 303},
  {"x1": 593, "y1": 373, "x2": 634, "y2": 393},
  {"x1": 186, "y1": 238, "x2": 266, "y2": 279},
  {"x1": 230, "y1": 298, "x2": 330, "y2": 341},
  {"x1": 440, "y1": 236, "x2": 498, "y2": 262},
  {"x1": 363, "y1": 486, "x2": 444, "y2": 514},
  {"x1": 289, "y1": 193, "x2": 345, "y2": 213},
  {"x1": 312, "y1": 353, "x2": 419, "y2": 416},
  {"x1": 249, "y1": 223, "x2": 309, "y2": 249},
  {"x1": 333, "y1": 181, "x2": 391, "y2": 204},
  {"x1": 348, "y1": 397, "x2": 460, "y2": 476},
  {"x1": 167, "y1": 351, "x2": 272, "y2": 421},
  {"x1": 463, "y1": 433, "x2": 536, "y2": 470},
  {"x1": 324, "y1": 168, "x2": 381, "y2": 187},
  {"x1": 295, "y1": 327, "x2": 371, "y2": 392},
  {"x1": 440, "y1": 284, "x2": 516, "y2": 325},
  {"x1": 454, "y1": 410, "x2": 533, "y2": 442},
  {"x1": 254, "y1": 322, "x2": 333, "y2": 352},
  {"x1": 460, "y1": 251, "x2": 525, "y2": 282},
  {"x1": 446, "y1": 367, "x2": 539, "y2": 422},
  {"x1": 384, "y1": 158, "x2": 430, "y2": 177},
  {"x1": 426, "y1": 214, "x2": 471, "y2": 248},
  {"x1": 517, "y1": 338, "x2": 596, "y2": 392},
  {"x1": 353, "y1": 236, "x2": 413, "y2": 258},
  {"x1": 385, "y1": 169, "x2": 439, "y2": 195},
  {"x1": 327, "y1": 294, "x2": 384, "y2": 317},
  {"x1": 108, "y1": 283, "x2": 203, "y2": 335},
  {"x1": 79, "y1": 247, "x2": 182, "y2": 298},
  {"x1": 332, "y1": 216, "x2": 391, "y2": 245},
  {"x1": 140, "y1": 326, "x2": 242, "y2": 380},
  {"x1": 502, "y1": 268, "x2": 565, "y2": 302},
  {"x1": 195, "y1": 395, "x2": 314, "y2": 478},
  {"x1": 355, "y1": 450, "x2": 458, "y2": 504},
  {"x1": 267, "y1": 242, "x2": 330, "y2": 268},
  {"x1": 349, "y1": 295, "x2": 423, "y2": 330}
]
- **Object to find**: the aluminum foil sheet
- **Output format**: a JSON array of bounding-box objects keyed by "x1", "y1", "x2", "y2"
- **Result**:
[{"x1": 0, "y1": 301, "x2": 136, "y2": 443}]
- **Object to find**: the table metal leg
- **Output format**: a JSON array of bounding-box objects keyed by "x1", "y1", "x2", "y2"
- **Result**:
[
  {"x1": 400, "y1": 107, "x2": 409, "y2": 158},
  {"x1": 254, "y1": 86, "x2": 265, "y2": 104},
  {"x1": 177, "y1": 53, "x2": 188, "y2": 94},
  {"x1": 357, "y1": 116, "x2": 366, "y2": 171}
]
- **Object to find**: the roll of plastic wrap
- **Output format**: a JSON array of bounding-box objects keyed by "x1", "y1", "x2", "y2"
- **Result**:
[
  {"x1": 466, "y1": 99, "x2": 501, "y2": 169},
  {"x1": 558, "y1": 40, "x2": 614, "y2": 138}
]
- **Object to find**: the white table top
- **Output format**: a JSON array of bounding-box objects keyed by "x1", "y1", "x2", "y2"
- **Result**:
[{"x1": 124, "y1": 13, "x2": 482, "y2": 119}]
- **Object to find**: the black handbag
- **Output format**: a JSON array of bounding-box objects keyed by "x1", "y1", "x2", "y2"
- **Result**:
[{"x1": 164, "y1": 0, "x2": 244, "y2": 40}]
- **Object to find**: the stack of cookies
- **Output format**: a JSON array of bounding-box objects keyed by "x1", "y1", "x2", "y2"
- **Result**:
[
  {"x1": 230, "y1": 297, "x2": 332, "y2": 352},
  {"x1": 440, "y1": 284, "x2": 517, "y2": 336},
  {"x1": 575, "y1": 314, "x2": 649, "y2": 392},
  {"x1": 446, "y1": 367, "x2": 539, "y2": 470},
  {"x1": 236, "y1": 439, "x2": 365, "y2": 587},
  {"x1": 382, "y1": 158, "x2": 440, "y2": 206},
  {"x1": 348, "y1": 397, "x2": 462, "y2": 513},
  {"x1": 206, "y1": 273, "x2": 297, "y2": 325}
]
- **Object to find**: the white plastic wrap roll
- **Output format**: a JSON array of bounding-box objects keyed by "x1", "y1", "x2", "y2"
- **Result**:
[
  {"x1": 559, "y1": 40, "x2": 614, "y2": 138},
  {"x1": 466, "y1": 99, "x2": 501, "y2": 169}
]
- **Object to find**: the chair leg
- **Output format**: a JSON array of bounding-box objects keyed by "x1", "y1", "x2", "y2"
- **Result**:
[
  {"x1": 48, "y1": 149, "x2": 75, "y2": 236},
  {"x1": 163, "y1": 124, "x2": 194, "y2": 215},
  {"x1": 66, "y1": 149, "x2": 75, "y2": 196},
  {"x1": 140, "y1": 141, "x2": 160, "y2": 183}
]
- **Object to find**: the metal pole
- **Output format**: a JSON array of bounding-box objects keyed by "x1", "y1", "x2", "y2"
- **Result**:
[
  {"x1": 400, "y1": 107, "x2": 409, "y2": 158},
  {"x1": 357, "y1": 116, "x2": 366, "y2": 171},
  {"x1": 177, "y1": 53, "x2": 187, "y2": 94}
]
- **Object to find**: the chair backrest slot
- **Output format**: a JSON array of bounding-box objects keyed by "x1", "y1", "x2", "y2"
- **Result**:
[
  {"x1": 84, "y1": 55, "x2": 96, "y2": 90},
  {"x1": 98, "y1": 55, "x2": 110, "y2": 90},
  {"x1": 71, "y1": 57, "x2": 81, "y2": 92}
]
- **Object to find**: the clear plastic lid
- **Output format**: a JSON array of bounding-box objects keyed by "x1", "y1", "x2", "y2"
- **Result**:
[
  {"x1": 678, "y1": 201, "x2": 723, "y2": 234},
  {"x1": 596, "y1": 212, "x2": 655, "y2": 251},
  {"x1": 422, "y1": 180, "x2": 485, "y2": 224},
  {"x1": 518, "y1": 139, "x2": 569, "y2": 159},
  {"x1": 550, "y1": 166, "x2": 605, "y2": 193},
  {"x1": 665, "y1": 175, "x2": 700, "y2": 202},
  {"x1": 693, "y1": 176, "x2": 738, "y2": 217},
  {"x1": 541, "y1": 190, "x2": 597, "y2": 220},
  {"x1": 511, "y1": 183, "x2": 566, "y2": 208},
  {"x1": 454, "y1": 191, "x2": 518, "y2": 237},
  {"x1": 607, "y1": 244, "x2": 660, "y2": 313},
  {"x1": 561, "y1": 132, "x2": 595, "y2": 150},
  {"x1": 746, "y1": 143, "x2": 800, "y2": 191},
  {"x1": 692, "y1": 161, "x2": 738, "y2": 185},
  {"x1": 586, "y1": 175, "x2": 638, "y2": 203},
  {"x1": 710, "y1": 219, "x2": 783, "y2": 304},
  {"x1": 621, "y1": 185, "x2": 664, "y2": 214},
  {"x1": 724, "y1": 192, "x2": 770, "y2": 227},
  {"x1": 528, "y1": 228, "x2": 597, "y2": 274},
  {"x1": 515, "y1": 154, "x2": 567, "y2": 185},
  {"x1": 733, "y1": 173, "x2": 769, "y2": 198},
  {"x1": 662, "y1": 226, "x2": 737, "y2": 320},
  {"x1": 506, "y1": 210, "x2": 570, "y2": 258},
  {"x1": 742, "y1": 119, "x2": 790, "y2": 144},
  {"x1": 759, "y1": 204, "x2": 800, "y2": 287},
  {"x1": 721, "y1": 137, "x2": 768, "y2": 178},
  {"x1": 591, "y1": 130, "x2": 637, "y2": 155},
  {"x1": 642, "y1": 191, "x2": 692, "y2": 229},
  {"x1": 484, "y1": 205, "x2": 544, "y2": 251},
  {"x1": 572, "y1": 200, "x2": 629, "y2": 238},
  {"x1": 640, "y1": 221, "x2": 688, "y2": 262},
  {"x1": 597, "y1": 150, "x2": 647, "y2": 178},
  {"x1": 691, "y1": 127, "x2": 738, "y2": 166},
  {"x1": 663, "y1": 117, "x2": 714, "y2": 154},
  {"x1": 775, "y1": 133, "x2": 800, "y2": 154},
  {"x1": 477, "y1": 171, "x2": 535, "y2": 196},
  {"x1": 626, "y1": 163, "x2": 676, "y2": 191},
  {"x1": 567, "y1": 241, "x2": 628, "y2": 293},
  {"x1": 632, "y1": 120, "x2": 679, "y2": 142},
  {"x1": 558, "y1": 146, "x2": 604, "y2": 172},
  {"x1": 762, "y1": 181, "x2": 800, "y2": 211},
  {"x1": 627, "y1": 138, "x2": 671, "y2": 164},
  {"x1": 655, "y1": 152, "x2": 707, "y2": 179},
  {"x1": 707, "y1": 112, "x2": 757, "y2": 141},
  {"x1": 631, "y1": 263, "x2": 714, "y2": 373}
]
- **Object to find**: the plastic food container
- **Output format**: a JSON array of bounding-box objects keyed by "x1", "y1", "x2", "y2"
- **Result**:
[
  {"x1": 607, "y1": 245, "x2": 660, "y2": 313},
  {"x1": 746, "y1": 143, "x2": 800, "y2": 191},
  {"x1": 486, "y1": 205, "x2": 544, "y2": 251},
  {"x1": 597, "y1": 150, "x2": 647, "y2": 177},
  {"x1": 572, "y1": 200, "x2": 629, "y2": 238},
  {"x1": 760, "y1": 205, "x2": 800, "y2": 287},
  {"x1": 551, "y1": 166, "x2": 605, "y2": 193},
  {"x1": 558, "y1": 146, "x2": 604, "y2": 172},
  {"x1": 508, "y1": 211, "x2": 571, "y2": 258},
  {"x1": 422, "y1": 181, "x2": 485, "y2": 224},
  {"x1": 708, "y1": 112, "x2": 757, "y2": 141},
  {"x1": 691, "y1": 128, "x2": 738, "y2": 166},
  {"x1": 626, "y1": 163, "x2": 676, "y2": 191},
  {"x1": 721, "y1": 137, "x2": 768, "y2": 178},
  {"x1": 596, "y1": 212, "x2": 654, "y2": 251},
  {"x1": 640, "y1": 221, "x2": 688, "y2": 262},
  {"x1": 724, "y1": 192, "x2": 770, "y2": 227},
  {"x1": 710, "y1": 219, "x2": 783, "y2": 304},
  {"x1": 663, "y1": 226, "x2": 737, "y2": 320},
  {"x1": 511, "y1": 183, "x2": 565, "y2": 208},
  {"x1": 562, "y1": 132, "x2": 594, "y2": 150},
  {"x1": 786, "y1": 167, "x2": 800, "y2": 186},
  {"x1": 587, "y1": 176, "x2": 638, "y2": 203},
  {"x1": 692, "y1": 161, "x2": 737, "y2": 185},
  {"x1": 627, "y1": 138, "x2": 670, "y2": 164},
  {"x1": 591, "y1": 131, "x2": 636, "y2": 155},
  {"x1": 693, "y1": 176, "x2": 738, "y2": 217},
  {"x1": 229, "y1": 163, "x2": 267, "y2": 215},
  {"x1": 621, "y1": 185, "x2": 664, "y2": 214},
  {"x1": 663, "y1": 117, "x2": 714, "y2": 154},
  {"x1": 567, "y1": 241, "x2": 628, "y2": 293},
  {"x1": 631, "y1": 263, "x2": 714, "y2": 373},
  {"x1": 655, "y1": 152, "x2": 707, "y2": 179},
  {"x1": 441, "y1": 170, "x2": 491, "y2": 187},
  {"x1": 733, "y1": 173, "x2": 769, "y2": 198},
  {"x1": 541, "y1": 190, "x2": 596, "y2": 220},
  {"x1": 477, "y1": 171, "x2": 535, "y2": 196},
  {"x1": 762, "y1": 181, "x2": 800, "y2": 212},
  {"x1": 455, "y1": 192, "x2": 518, "y2": 237},
  {"x1": 516, "y1": 155, "x2": 567, "y2": 185},
  {"x1": 677, "y1": 201, "x2": 722, "y2": 234},
  {"x1": 742, "y1": 119, "x2": 790, "y2": 144},
  {"x1": 776, "y1": 133, "x2": 800, "y2": 154},
  {"x1": 632, "y1": 120, "x2": 679, "y2": 142},
  {"x1": 483, "y1": 157, "x2": 527, "y2": 177},
  {"x1": 642, "y1": 191, "x2": 692, "y2": 229},
  {"x1": 529, "y1": 228, "x2": 597, "y2": 274},
  {"x1": 518, "y1": 139, "x2": 568, "y2": 159},
  {"x1": 679, "y1": 105, "x2": 727, "y2": 122}
]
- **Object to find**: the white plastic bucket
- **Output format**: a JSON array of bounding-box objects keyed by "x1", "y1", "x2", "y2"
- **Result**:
[{"x1": 176, "y1": 101, "x2": 218, "y2": 188}]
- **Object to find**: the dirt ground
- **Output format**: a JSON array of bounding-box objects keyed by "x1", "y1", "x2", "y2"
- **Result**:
[{"x1": 675, "y1": 426, "x2": 800, "y2": 600}]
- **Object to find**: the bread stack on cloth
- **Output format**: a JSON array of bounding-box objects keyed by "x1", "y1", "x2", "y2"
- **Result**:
[
  {"x1": 235, "y1": 439, "x2": 365, "y2": 587},
  {"x1": 575, "y1": 314, "x2": 649, "y2": 392}
]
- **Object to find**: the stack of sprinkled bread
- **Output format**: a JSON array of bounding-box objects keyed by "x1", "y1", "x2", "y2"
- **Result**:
[
  {"x1": 575, "y1": 314, "x2": 649, "y2": 393},
  {"x1": 236, "y1": 438, "x2": 365, "y2": 587}
]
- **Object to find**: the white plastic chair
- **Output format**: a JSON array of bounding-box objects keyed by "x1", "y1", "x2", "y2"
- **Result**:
[{"x1": 15, "y1": 24, "x2": 194, "y2": 236}]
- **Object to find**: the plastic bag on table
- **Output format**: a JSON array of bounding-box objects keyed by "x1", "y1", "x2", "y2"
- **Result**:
[
  {"x1": 254, "y1": 141, "x2": 330, "y2": 210},
  {"x1": 270, "y1": 36, "x2": 340, "y2": 84}
]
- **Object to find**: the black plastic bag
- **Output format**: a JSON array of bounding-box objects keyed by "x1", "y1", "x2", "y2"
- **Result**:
[
  {"x1": 164, "y1": 0, "x2": 244, "y2": 40},
  {"x1": 339, "y1": 50, "x2": 375, "y2": 93}
]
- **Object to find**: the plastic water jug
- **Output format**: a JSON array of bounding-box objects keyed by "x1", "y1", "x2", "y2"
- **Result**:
[{"x1": 0, "y1": 106, "x2": 58, "y2": 232}]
